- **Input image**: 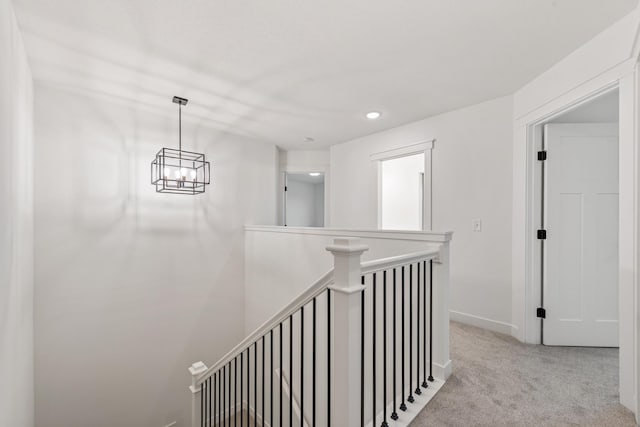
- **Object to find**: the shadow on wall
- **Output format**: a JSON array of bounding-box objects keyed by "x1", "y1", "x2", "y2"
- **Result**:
[
  {"x1": 17, "y1": 8, "x2": 337, "y2": 149},
  {"x1": 33, "y1": 78, "x2": 277, "y2": 427}
]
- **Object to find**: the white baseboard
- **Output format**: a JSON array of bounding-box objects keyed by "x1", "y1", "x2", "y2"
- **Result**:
[{"x1": 449, "y1": 310, "x2": 515, "y2": 335}]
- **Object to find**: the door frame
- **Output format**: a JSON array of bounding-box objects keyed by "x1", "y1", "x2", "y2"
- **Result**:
[
  {"x1": 282, "y1": 171, "x2": 327, "y2": 227},
  {"x1": 515, "y1": 65, "x2": 638, "y2": 412}
]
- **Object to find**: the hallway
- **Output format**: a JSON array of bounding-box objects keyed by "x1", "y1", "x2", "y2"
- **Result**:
[{"x1": 413, "y1": 322, "x2": 635, "y2": 427}]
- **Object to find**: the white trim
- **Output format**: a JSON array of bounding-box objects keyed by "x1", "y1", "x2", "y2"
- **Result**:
[
  {"x1": 244, "y1": 225, "x2": 453, "y2": 243},
  {"x1": 424, "y1": 148, "x2": 433, "y2": 229},
  {"x1": 449, "y1": 310, "x2": 516, "y2": 336},
  {"x1": 515, "y1": 59, "x2": 635, "y2": 124},
  {"x1": 369, "y1": 139, "x2": 435, "y2": 161}
]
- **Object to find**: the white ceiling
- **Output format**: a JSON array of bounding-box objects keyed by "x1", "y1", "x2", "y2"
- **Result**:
[
  {"x1": 13, "y1": 0, "x2": 638, "y2": 149},
  {"x1": 287, "y1": 172, "x2": 325, "y2": 185}
]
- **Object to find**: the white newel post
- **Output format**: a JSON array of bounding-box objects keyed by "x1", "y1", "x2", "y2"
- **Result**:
[
  {"x1": 189, "y1": 361, "x2": 208, "y2": 427},
  {"x1": 326, "y1": 237, "x2": 369, "y2": 427},
  {"x1": 433, "y1": 241, "x2": 451, "y2": 379}
]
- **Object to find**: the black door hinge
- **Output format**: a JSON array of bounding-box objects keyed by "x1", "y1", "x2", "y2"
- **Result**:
[
  {"x1": 538, "y1": 150, "x2": 547, "y2": 161},
  {"x1": 537, "y1": 229, "x2": 547, "y2": 240},
  {"x1": 537, "y1": 307, "x2": 546, "y2": 319},
  {"x1": 284, "y1": 186, "x2": 287, "y2": 192}
]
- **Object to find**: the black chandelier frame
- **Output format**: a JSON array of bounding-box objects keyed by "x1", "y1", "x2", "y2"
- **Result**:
[{"x1": 150, "y1": 96, "x2": 211, "y2": 195}]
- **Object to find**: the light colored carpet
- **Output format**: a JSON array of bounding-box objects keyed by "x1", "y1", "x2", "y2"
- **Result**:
[{"x1": 412, "y1": 322, "x2": 636, "y2": 427}]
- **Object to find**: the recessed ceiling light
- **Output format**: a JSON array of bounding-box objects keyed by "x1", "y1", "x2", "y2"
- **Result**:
[
  {"x1": 309, "y1": 172, "x2": 321, "y2": 177},
  {"x1": 366, "y1": 111, "x2": 381, "y2": 120},
  {"x1": 304, "y1": 137, "x2": 315, "y2": 143}
]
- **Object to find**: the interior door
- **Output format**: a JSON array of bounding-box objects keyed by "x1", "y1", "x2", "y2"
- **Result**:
[{"x1": 543, "y1": 123, "x2": 619, "y2": 347}]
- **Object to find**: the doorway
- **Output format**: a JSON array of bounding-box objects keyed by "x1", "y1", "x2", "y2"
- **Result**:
[
  {"x1": 537, "y1": 90, "x2": 620, "y2": 347},
  {"x1": 379, "y1": 152, "x2": 425, "y2": 230},
  {"x1": 283, "y1": 172, "x2": 325, "y2": 227}
]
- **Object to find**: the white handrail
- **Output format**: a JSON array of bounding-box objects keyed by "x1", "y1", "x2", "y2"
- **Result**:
[
  {"x1": 195, "y1": 248, "x2": 439, "y2": 385},
  {"x1": 361, "y1": 249, "x2": 439, "y2": 275},
  {"x1": 195, "y1": 269, "x2": 335, "y2": 384}
]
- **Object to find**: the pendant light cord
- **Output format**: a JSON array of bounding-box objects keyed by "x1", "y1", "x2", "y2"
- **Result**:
[{"x1": 179, "y1": 103, "x2": 182, "y2": 168}]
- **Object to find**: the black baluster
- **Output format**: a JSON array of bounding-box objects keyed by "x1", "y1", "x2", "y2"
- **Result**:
[
  {"x1": 235, "y1": 358, "x2": 238, "y2": 427},
  {"x1": 372, "y1": 273, "x2": 377, "y2": 426},
  {"x1": 215, "y1": 370, "x2": 218, "y2": 427},
  {"x1": 422, "y1": 260, "x2": 428, "y2": 389},
  {"x1": 312, "y1": 298, "x2": 317, "y2": 427},
  {"x1": 289, "y1": 314, "x2": 293, "y2": 427},
  {"x1": 270, "y1": 330, "x2": 274, "y2": 427},
  {"x1": 280, "y1": 323, "x2": 283, "y2": 427},
  {"x1": 210, "y1": 376, "x2": 213, "y2": 427},
  {"x1": 254, "y1": 342, "x2": 257, "y2": 427},
  {"x1": 219, "y1": 367, "x2": 222, "y2": 426},
  {"x1": 400, "y1": 266, "x2": 406, "y2": 412},
  {"x1": 200, "y1": 377, "x2": 204, "y2": 427},
  {"x1": 213, "y1": 374, "x2": 216, "y2": 427},
  {"x1": 247, "y1": 348, "x2": 250, "y2": 427},
  {"x1": 240, "y1": 352, "x2": 244, "y2": 427},
  {"x1": 408, "y1": 264, "x2": 414, "y2": 404},
  {"x1": 327, "y1": 290, "x2": 331, "y2": 427},
  {"x1": 415, "y1": 262, "x2": 422, "y2": 396},
  {"x1": 429, "y1": 259, "x2": 434, "y2": 383},
  {"x1": 262, "y1": 336, "x2": 265, "y2": 427},
  {"x1": 223, "y1": 365, "x2": 226, "y2": 426},
  {"x1": 360, "y1": 276, "x2": 365, "y2": 427},
  {"x1": 300, "y1": 306, "x2": 304, "y2": 427},
  {"x1": 391, "y1": 268, "x2": 398, "y2": 421},
  {"x1": 382, "y1": 270, "x2": 389, "y2": 427}
]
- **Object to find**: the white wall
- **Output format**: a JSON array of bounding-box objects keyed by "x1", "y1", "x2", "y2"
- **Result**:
[
  {"x1": 0, "y1": 1, "x2": 34, "y2": 425},
  {"x1": 33, "y1": 84, "x2": 278, "y2": 427},
  {"x1": 330, "y1": 96, "x2": 514, "y2": 333}
]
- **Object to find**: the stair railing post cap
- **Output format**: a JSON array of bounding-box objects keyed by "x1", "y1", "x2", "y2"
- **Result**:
[
  {"x1": 189, "y1": 361, "x2": 208, "y2": 376},
  {"x1": 325, "y1": 237, "x2": 369, "y2": 255}
]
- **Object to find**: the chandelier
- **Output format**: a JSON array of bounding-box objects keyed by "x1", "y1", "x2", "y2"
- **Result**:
[{"x1": 151, "y1": 96, "x2": 211, "y2": 194}]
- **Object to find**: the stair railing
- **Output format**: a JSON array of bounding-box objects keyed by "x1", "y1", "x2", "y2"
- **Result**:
[{"x1": 189, "y1": 236, "x2": 449, "y2": 427}]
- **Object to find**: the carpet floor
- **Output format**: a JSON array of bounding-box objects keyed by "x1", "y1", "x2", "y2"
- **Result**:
[{"x1": 412, "y1": 322, "x2": 636, "y2": 427}]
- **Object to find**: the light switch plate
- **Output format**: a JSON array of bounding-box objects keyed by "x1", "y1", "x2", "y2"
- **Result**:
[{"x1": 472, "y1": 218, "x2": 482, "y2": 232}]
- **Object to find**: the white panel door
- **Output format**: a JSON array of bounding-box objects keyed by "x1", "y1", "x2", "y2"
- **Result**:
[{"x1": 544, "y1": 123, "x2": 619, "y2": 347}]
